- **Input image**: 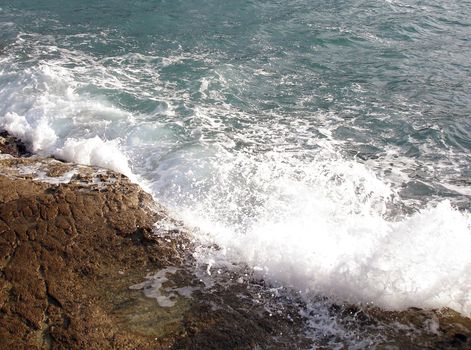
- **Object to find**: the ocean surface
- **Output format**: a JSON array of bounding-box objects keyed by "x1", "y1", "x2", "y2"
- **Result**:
[{"x1": 1, "y1": 0, "x2": 471, "y2": 346}]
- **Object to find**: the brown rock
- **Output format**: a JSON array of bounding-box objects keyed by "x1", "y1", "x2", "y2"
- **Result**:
[
  {"x1": 0, "y1": 158, "x2": 172, "y2": 348},
  {"x1": 0, "y1": 147, "x2": 309, "y2": 349}
]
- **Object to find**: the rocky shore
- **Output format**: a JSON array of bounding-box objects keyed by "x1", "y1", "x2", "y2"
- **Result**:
[
  {"x1": 0, "y1": 132, "x2": 308, "y2": 349},
  {"x1": 2, "y1": 130, "x2": 471, "y2": 349}
]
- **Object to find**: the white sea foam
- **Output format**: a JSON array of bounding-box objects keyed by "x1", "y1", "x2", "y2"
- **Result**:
[
  {"x1": 171, "y1": 149, "x2": 471, "y2": 316},
  {"x1": 129, "y1": 266, "x2": 200, "y2": 307},
  {"x1": 55, "y1": 136, "x2": 134, "y2": 180},
  {"x1": 15, "y1": 163, "x2": 78, "y2": 185},
  {"x1": 1, "y1": 112, "x2": 57, "y2": 152},
  {"x1": 129, "y1": 267, "x2": 180, "y2": 307},
  {"x1": 0, "y1": 45, "x2": 136, "y2": 180}
]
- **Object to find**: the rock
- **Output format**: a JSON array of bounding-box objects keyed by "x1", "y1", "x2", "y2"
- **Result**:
[
  {"x1": 0, "y1": 131, "x2": 29, "y2": 157},
  {"x1": 0, "y1": 156, "x2": 176, "y2": 349},
  {"x1": 0, "y1": 131, "x2": 309, "y2": 349}
]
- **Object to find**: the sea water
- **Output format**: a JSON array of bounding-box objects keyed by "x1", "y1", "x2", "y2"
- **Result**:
[{"x1": 1, "y1": 0, "x2": 471, "y2": 345}]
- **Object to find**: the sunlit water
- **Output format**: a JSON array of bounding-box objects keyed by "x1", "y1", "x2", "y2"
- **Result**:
[{"x1": 1, "y1": 0, "x2": 471, "y2": 346}]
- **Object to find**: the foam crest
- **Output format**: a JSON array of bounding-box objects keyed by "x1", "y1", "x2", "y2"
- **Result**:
[
  {"x1": 173, "y1": 149, "x2": 471, "y2": 316},
  {"x1": 0, "y1": 49, "x2": 136, "y2": 180},
  {"x1": 0, "y1": 62, "x2": 67, "y2": 152},
  {"x1": 1, "y1": 112, "x2": 57, "y2": 152},
  {"x1": 55, "y1": 136, "x2": 134, "y2": 180},
  {"x1": 230, "y1": 200, "x2": 471, "y2": 313}
]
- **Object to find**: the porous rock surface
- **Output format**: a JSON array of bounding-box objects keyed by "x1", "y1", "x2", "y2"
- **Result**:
[{"x1": 0, "y1": 157, "x2": 178, "y2": 349}]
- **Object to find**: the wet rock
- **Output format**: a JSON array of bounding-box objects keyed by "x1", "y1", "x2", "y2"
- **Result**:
[
  {"x1": 0, "y1": 130, "x2": 30, "y2": 157},
  {"x1": 319, "y1": 303, "x2": 471, "y2": 349},
  {"x1": 0, "y1": 132, "x2": 310, "y2": 349},
  {"x1": 0, "y1": 157, "x2": 177, "y2": 349}
]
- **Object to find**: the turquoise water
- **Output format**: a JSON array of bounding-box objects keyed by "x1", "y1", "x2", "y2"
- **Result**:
[{"x1": 1, "y1": 0, "x2": 471, "y2": 346}]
